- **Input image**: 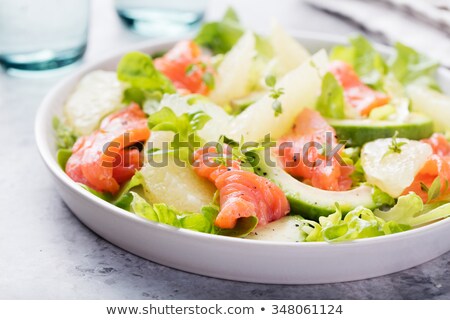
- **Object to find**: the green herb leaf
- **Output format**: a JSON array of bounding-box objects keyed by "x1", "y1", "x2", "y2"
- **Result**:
[
  {"x1": 374, "y1": 192, "x2": 450, "y2": 227},
  {"x1": 272, "y1": 99, "x2": 282, "y2": 117},
  {"x1": 301, "y1": 204, "x2": 403, "y2": 243},
  {"x1": 265, "y1": 75, "x2": 284, "y2": 117},
  {"x1": 383, "y1": 131, "x2": 406, "y2": 158},
  {"x1": 427, "y1": 176, "x2": 442, "y2": 203}
]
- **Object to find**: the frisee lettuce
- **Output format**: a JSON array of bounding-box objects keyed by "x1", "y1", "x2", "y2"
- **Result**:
[
  {"x1": 117, "y1": 52, "x2": 175, "y2": 107},
  {"x1": 53, "y1": 116, "x2": 78, "y2": 150},
  {"x1": 130, "y1": 192, "x2": 181, "y2": 227},
  {"x1": 330, "y1": 35, "x2": 387, "y2": 90},
  {"x1": 374, "y1": 193, "x2": 450, "y2": 227},
  {"x1": 330, "y1": 35, "x2": 441, "y2": 93},
  {"x1": 390, "y1": 42, "x2": 441, "y2": 92},
  {"x1": 372, "y1": 186, "x2": 396, "y2": 207},
  {"x1": 301, "y1": 203, "x2": 410, "y2": 242},
  {"x1": 303, "y1": 192, "x2": 450, "y2": 242},
  {"x1": 129, "y1": 192, "x2": 257, "y2": 236}
]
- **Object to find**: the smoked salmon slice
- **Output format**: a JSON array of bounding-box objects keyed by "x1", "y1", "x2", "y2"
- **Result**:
[
  {"x1": 329, "y1": 61, "x2": 390, "y2": 116},
  {"x1": 66, "y1": 103, "x2": 150, "y2": 194},
  {"x1": 154, "y1": 40, "x2": 214, "y2": 95},
  {"x1": 403, "y1": 134, "x2": 450, "y2": 202},
  {"x1": 193, "y1": 146, "x2": 290, "y2": 229},
  {"x1": 277, "y1": 108, "x2": 354, "y2": 191}
]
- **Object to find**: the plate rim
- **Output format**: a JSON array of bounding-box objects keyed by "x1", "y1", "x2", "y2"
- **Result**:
[{"x1": 35, "y1": 31, "x2": 450, "y2": 249}]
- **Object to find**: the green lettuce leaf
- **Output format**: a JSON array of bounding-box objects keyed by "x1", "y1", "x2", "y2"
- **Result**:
[
  {"x1": 79, "y1": 184, "x2": 113, "y2": 202},
  {"x1": 316, "y1": 72, "x2": 346, "y2": 119},
  {"x1": 117, "y1": 52, "x2": 175, "y2": 92},
  {"x1": 148, "y1": 107, "x2": 211, "y2": 136},
  {"x1": 390, "y1": 42, "x2": 441, "y2": 91},
  {"x1": 114, "y1": 171, "x2": 146, "y2": 210},
  {"x1": 374, "y1": 193, "x2": 450, "y2": 227},
  {"x1": 148, "y1": 106, "x2": 211, "y2": 162},
  {"x1": 302, "y1": 204, "x2": 410, "y2": 242},
  {"x1": 128, "y1": 192, "x2": 257, "y2": 237},
  {"x1": 349, "y1": 158, "x2": 365, "y2": 186},
  {"x1": 52, "y1": 116, "x2": 77, "y2": 150},
  {"x1": 194, "y1": 7, "x2": 244, "y2": 54},
  {"x1": 117, "y1": 52, "x2": 175, "y2": 107},
  {"x1": 195, "y1": 7, "x2": 272, "y2": 58},
  {"x1": 330, "y1": 35, "x2": 387, "y2": 90},
  {"x1": 372, "y1": 186, "x2": 396, "y2": 207},
  {"x1": 217, "y1": 216, "x2": 258, "y2": 238},
  {"x1": 180, "y1": 205, "x2": 218, "y2": 233},
  {"x1": 56, "y1": 148, "x2": 72, "y2": 170},
  {"x1": 130, "y1": 191, "x2": 181, "y2": 227}
]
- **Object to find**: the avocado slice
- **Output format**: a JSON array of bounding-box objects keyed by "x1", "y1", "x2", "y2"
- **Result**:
[
  {"x1": 328, "y1": 113, "x2": 433, "y2": 146},
  {"x1": 252, "y1": 150, "x2": 377, "y2": 221}
]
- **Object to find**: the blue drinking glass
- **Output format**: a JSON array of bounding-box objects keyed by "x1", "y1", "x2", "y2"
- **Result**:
[
  {"x1": 0, "y1": 0, "x2": 89, "y2": 73},
  {"x1": 115, "y1": 0, "x2": 208, "y2": 37}
]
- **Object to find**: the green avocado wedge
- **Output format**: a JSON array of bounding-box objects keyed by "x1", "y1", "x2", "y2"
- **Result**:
[
  {"x1": 328, "y1": 113, "x2": 433, "y2": 146},
  {"x1": 251, "y1": 150, "x2": 377, "y2": 221}
]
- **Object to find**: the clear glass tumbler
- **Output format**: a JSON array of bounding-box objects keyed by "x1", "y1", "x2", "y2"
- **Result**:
[
  {"x1": 0, "y1": 0, "x2": 89, "y2": 72},
  {"x1": 115, "y1": 0, "x2": 207, "y2": 37}
]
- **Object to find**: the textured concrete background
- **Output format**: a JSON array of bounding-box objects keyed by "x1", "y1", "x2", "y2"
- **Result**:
[{"x1": 0, "y1": 0, "x2": 449, "y2": 299}]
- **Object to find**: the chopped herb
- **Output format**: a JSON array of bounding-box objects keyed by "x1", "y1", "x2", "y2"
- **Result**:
[
  {"x1": 420, "y1": 176, "x2": 449, "y2": 203},
  {"x1": 265, "y1": 75, "x2": 284, "y2": 117},
  {"x1": 383, "y1": 131, "x2": 407, "y2": 158}
]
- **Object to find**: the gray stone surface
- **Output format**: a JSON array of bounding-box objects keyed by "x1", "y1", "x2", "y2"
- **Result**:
[{"x1": 0, "y1": 0, "x2": 449, "y2": 299}]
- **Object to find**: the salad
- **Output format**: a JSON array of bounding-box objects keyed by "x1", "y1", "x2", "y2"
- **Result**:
[{"x1": 54, "y1": 8, "x2": 450, "y2": 242}]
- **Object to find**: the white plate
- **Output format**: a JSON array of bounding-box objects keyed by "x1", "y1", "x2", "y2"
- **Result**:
[{"x1": 35, "y1": 33, "x2": 450, "y2": 284}]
